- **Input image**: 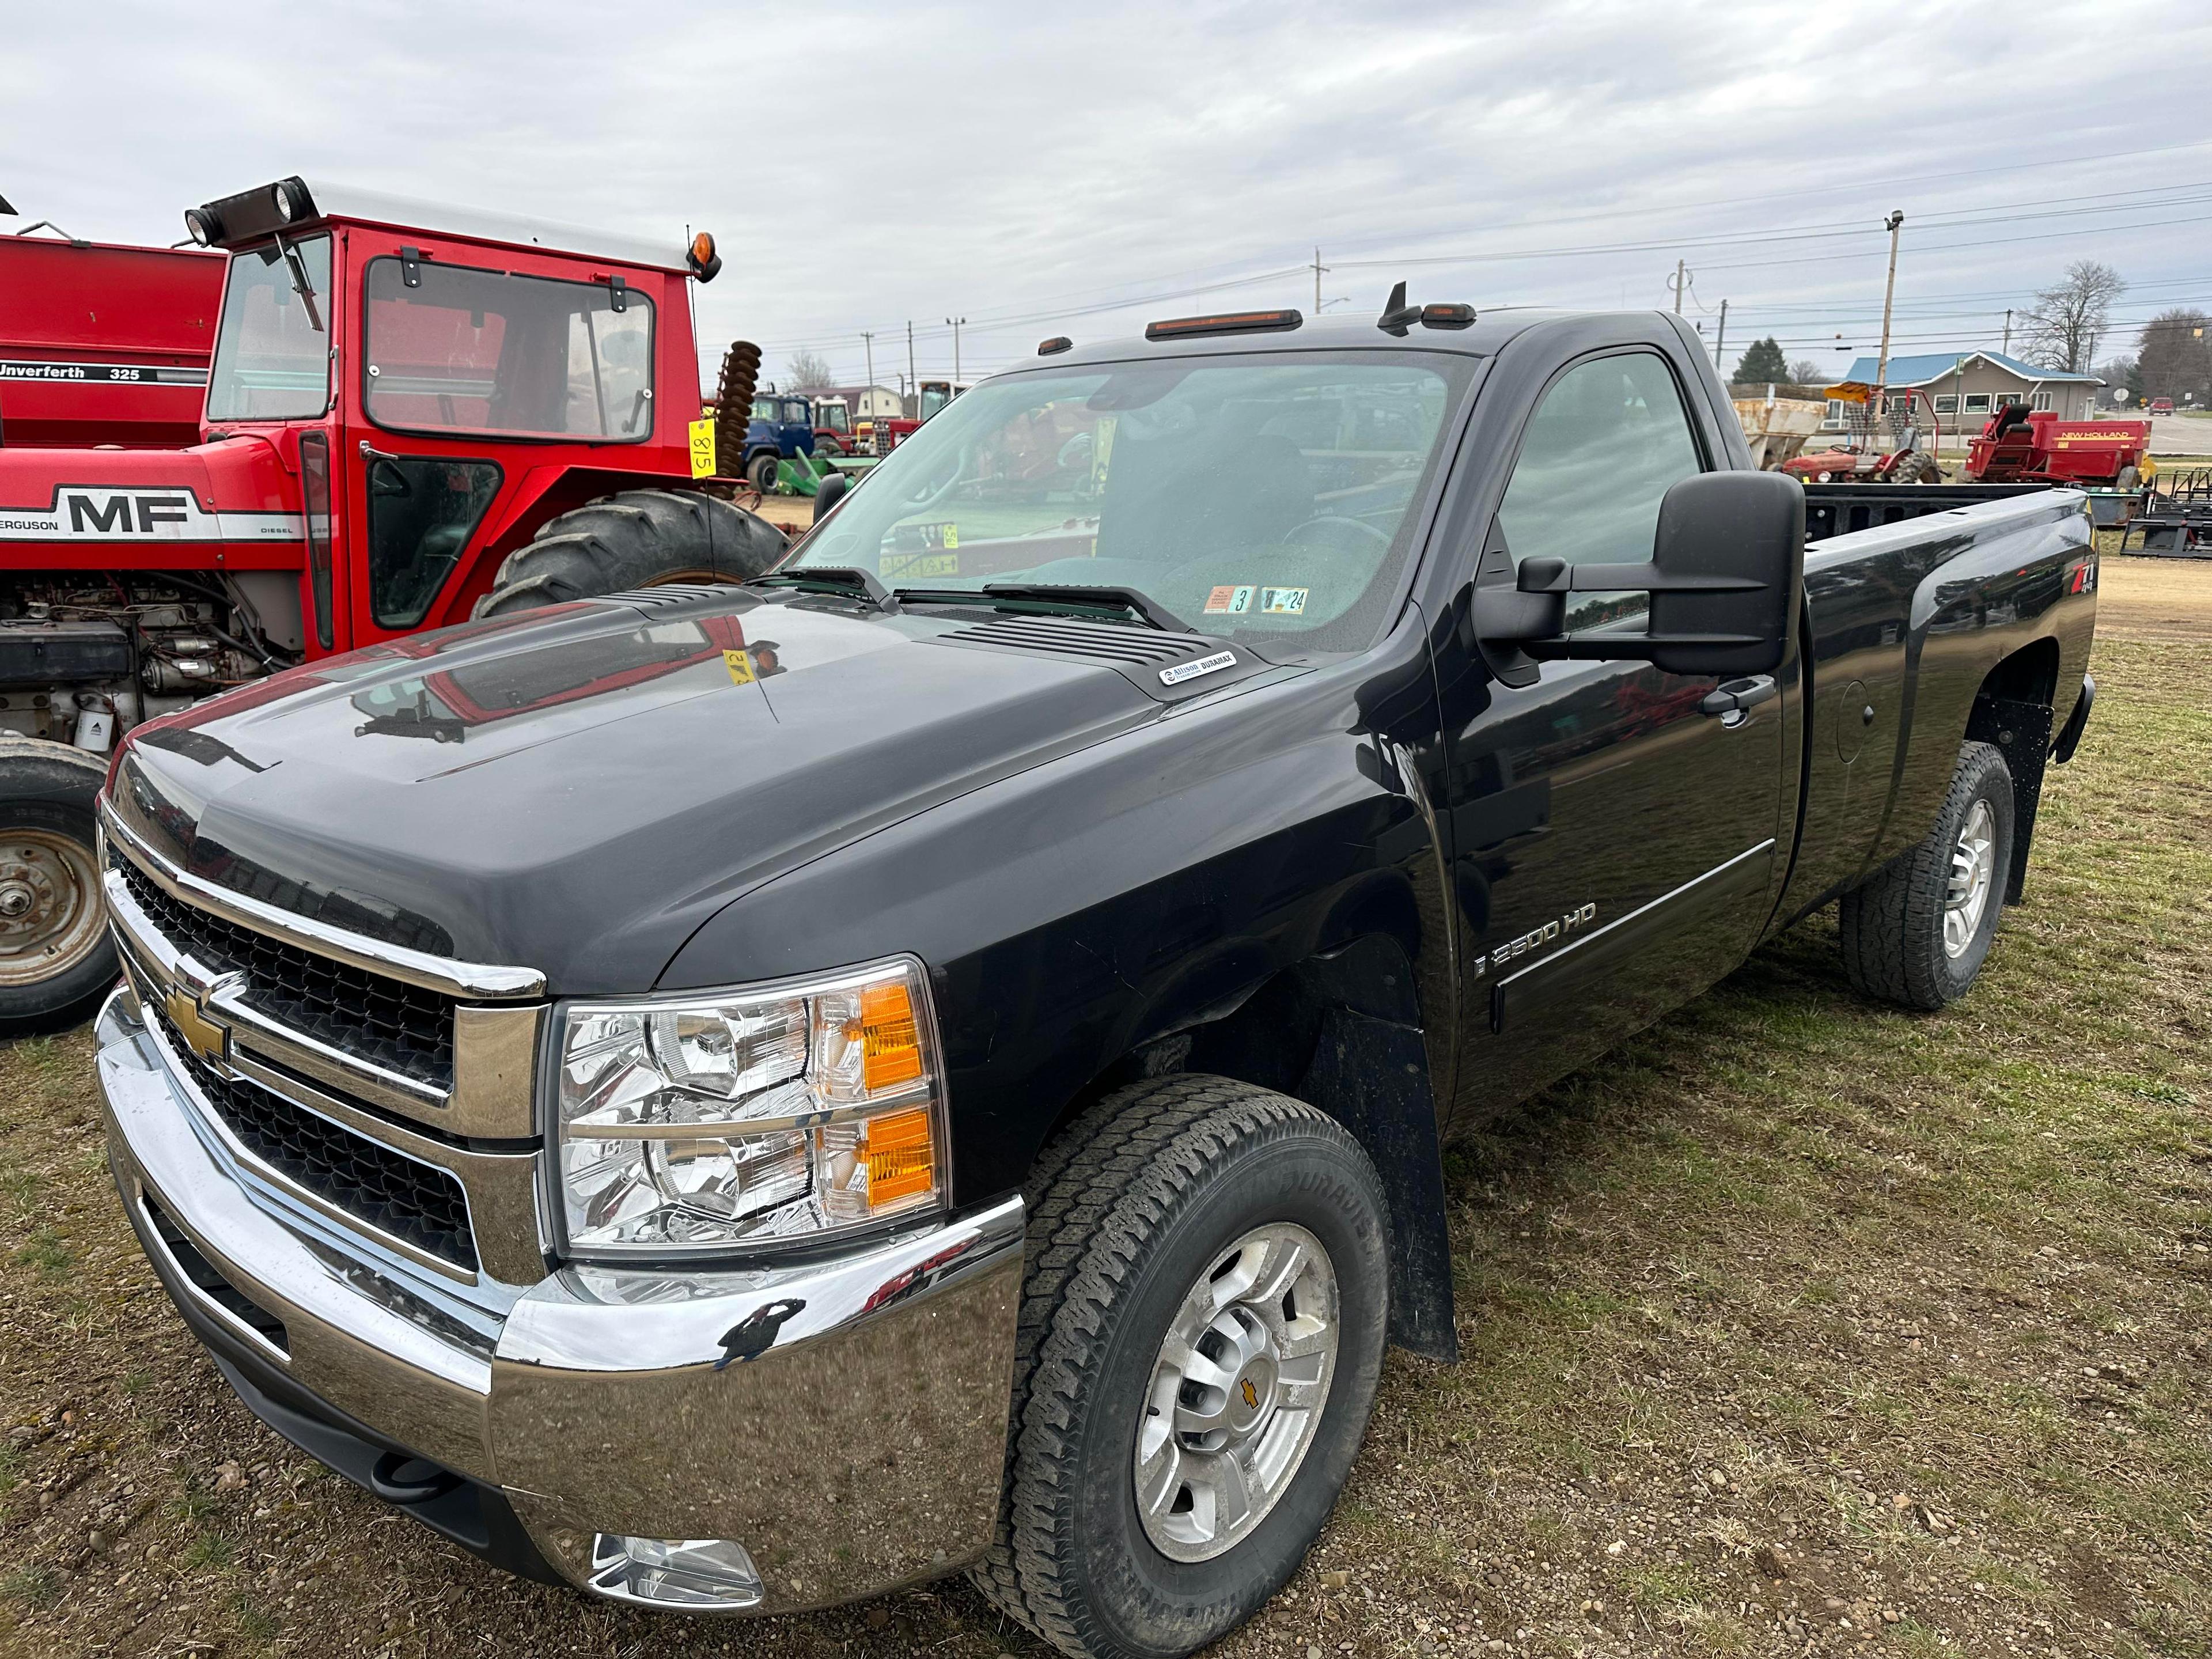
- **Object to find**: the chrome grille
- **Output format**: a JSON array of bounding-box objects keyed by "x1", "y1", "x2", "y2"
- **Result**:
[
  {"x1": 111, "y1": 853, "x2": 454, "y2": 1089},
  {"x1": 149, "y1": 997, "x2": 479, "y2": 1271}
]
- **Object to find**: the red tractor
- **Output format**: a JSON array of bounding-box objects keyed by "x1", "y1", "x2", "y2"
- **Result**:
[
  {"x1": 1781, "y1": 382, "x2": 1943, "y2": 485},
  {"x1": 1, "y1": 227, "x2": 224, "y2": 449},
  {"x1": 0, "y1": 175, "x2": 786, "y2": 1031}
]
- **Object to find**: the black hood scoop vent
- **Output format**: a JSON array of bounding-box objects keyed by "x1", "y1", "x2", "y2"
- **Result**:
[{"x1": 929, "y1": 615, "x2": 1267, "y2": 703}]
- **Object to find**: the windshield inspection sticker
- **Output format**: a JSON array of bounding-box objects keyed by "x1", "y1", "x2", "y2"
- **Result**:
[
  {"x1": 1203, "y1": 585, "x2": 1255, "y2": 615},
  {"x1": 1160, "y1": 650, "x2": 1237, "y2": 687},
  {"x1": 1260, "y1": 586, "x2": 1309, "y2": 615}
]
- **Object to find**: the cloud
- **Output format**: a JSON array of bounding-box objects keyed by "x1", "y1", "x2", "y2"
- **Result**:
[{"x1": 3, "y1": 0, "x2": 2207, "y2": 387}]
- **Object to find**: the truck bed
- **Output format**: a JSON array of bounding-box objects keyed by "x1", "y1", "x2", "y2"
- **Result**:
[{"x1": 1777, "y1": 482, "x2": 2094, "y2": 927}]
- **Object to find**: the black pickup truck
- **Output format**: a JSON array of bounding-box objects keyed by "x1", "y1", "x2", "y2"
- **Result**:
[{"x1": 90, "y1": 301, "x2": 2095, "y2": 1659}]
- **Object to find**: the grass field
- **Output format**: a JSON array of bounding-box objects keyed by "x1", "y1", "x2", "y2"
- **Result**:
[{"x1": 1, "y1": 561, "x2": 2206, "y2": 1659}]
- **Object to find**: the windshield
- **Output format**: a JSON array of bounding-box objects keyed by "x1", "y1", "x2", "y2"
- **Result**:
[
  {"x1": 792, "y1": 351, "x2": 1467, "y2": 651},
  {"x1": 822, "y1": 403, "x2": 850, "y2": 431},
  {"x1": 206, "y1": 236, "x2": 332, "y2": 422}
]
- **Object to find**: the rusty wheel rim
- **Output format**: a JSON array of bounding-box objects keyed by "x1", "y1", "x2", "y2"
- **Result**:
[{"x1": 0, "y1": 830, "x2": 105, "y2": 986}]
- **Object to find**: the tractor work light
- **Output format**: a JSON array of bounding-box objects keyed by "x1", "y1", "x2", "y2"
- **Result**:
[
  {"x1": 1145, "y1": 308, "x2": 1304, "y2": 342},
  {"x1": 182, "y1": 207, "x2": 218, "y2": 247},
  {"x1": 688, "y1": 231, "x2": 722, "y2": 282},
  {"x1": 554, "y1": 957, "x2": 946, "y2": 1257}
]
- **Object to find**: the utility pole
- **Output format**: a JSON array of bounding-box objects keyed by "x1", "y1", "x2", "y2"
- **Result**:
[
  {"x1": 862, "y1": 331, "x2": 876, "y2": 411},
  {"x1": 1312, "y1": 247, "x2": 1328, "y2": 315},
  {"x1": 2001, "y1": 308, "x2": 2012, "y2": 354},
  {"x1": 1713, "y1": 298, "x2": 1728, "y2": 368},
  {"x1": 1875, "y1": 210, "x2": 1905, "y2": 388},
  {"x1": 906, "y1": 321, "x2": 916, "y2": 415},
  {"x1": 1671, "y1": 258, "x2": 1687, "y2": 314},
  {"x1": 945, "y1": 316, "x2": 966, "y2": 384}
]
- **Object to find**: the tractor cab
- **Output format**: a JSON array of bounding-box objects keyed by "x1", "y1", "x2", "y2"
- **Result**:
[{"x1": 162, "y1": 176, "x2": 722, "y2": 652}]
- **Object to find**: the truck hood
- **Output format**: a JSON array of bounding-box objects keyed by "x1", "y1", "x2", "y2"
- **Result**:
[{"x1": 107, "y1": 589, "x2": 1171, "y2": 992}]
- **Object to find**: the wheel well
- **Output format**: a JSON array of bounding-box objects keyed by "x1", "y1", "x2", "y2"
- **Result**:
[
  {"x1": 1964, "y1": 637, "x2": 2061, "y2": 903},
  {"x1": 1033, "y1": 935, "x2": 1459, "y2": 1362}
]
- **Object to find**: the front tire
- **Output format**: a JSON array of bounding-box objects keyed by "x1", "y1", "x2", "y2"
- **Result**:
[
  {"x1": 747, "y1": 451, "x2": 781, "y2": 494},
  {"x1": 1839, "y1": 741, "x2": 2014, "y2": 1009},
  {"x1": 976, "y1": 1075, "x2": 1390, "y2": 1659},
  {"x1": 0, "y1": 738, "x2": 118, "y2": 1036},
  {"x1": 472, "y1": 488, "x2": 785, "y2": 618}
]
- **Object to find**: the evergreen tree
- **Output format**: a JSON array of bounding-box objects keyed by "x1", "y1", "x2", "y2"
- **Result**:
[{"x1": 1733, "y1": 338, "x2": 1789, "y2": 384}]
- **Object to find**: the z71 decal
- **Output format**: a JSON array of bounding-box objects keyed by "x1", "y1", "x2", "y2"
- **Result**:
[{"x1": 0, "y1": 486, "x2": 301, "y2": 543}]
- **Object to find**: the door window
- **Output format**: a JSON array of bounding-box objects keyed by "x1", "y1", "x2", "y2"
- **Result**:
[
  {"x1": 363, "y1": 258, "x2": 654, "y2": 441},
  {"x1": 1494, "y1": 351, "x2": 1703, "y2": 632},
  {"x1": 365, "y1": 456, "x2": 502, "y2": 627}
]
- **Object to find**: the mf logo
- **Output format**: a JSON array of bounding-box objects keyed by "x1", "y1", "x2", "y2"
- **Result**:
[{"x1": 66, "y1": 491, "x2": 194, "y2": 535}]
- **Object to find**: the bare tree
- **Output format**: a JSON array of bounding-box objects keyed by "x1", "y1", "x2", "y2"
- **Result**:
[
  {"x1": 2018, "y1": 262, "x2": 2126, "y2": 374},
  {"x1": 785, "y1": 349, "x2": 836, "y2": 391},
  {"x1": 1789, "y1": 359, "x2": 1823, "y2": 384}
]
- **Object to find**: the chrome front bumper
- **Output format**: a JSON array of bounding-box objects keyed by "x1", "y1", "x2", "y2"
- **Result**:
[{"x1": 93, "y1": 987, "x2": 1024, "y2": 1612}]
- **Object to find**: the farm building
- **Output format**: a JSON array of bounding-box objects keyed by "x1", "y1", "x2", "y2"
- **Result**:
[{"x1": 1823, "y1": 350, "x2": 2104, "y2": 429}]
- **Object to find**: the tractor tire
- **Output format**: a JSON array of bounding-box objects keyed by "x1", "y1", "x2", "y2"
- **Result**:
[
  {"x1": 1903, "y1": 453, "x2": 1941, "y2": 485},
  {"x1": 2116, "y1": 465, "x2": 2141, "y2": 493},
  {"x1": 472, "y1": 488, "x2": 786, "y2": 619},
  {"x1": 747, "y1": 451, "x2": 781, "y2": 494},
  {"x1": 0, "y1": 737, "x2": 119, "y2": 1036},
  {"x1": 816, "y1": 435, "x2": 845, "y2": 458}
]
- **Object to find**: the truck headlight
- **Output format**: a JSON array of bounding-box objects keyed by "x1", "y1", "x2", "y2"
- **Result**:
[{"x1": 554, "y1": 958, "x2": 945, "y2": 1256}]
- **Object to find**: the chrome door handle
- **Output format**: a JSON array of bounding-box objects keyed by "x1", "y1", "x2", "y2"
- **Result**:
[{"x1": 1700, "y1": 675, "x2": 1778, "y2": 725}]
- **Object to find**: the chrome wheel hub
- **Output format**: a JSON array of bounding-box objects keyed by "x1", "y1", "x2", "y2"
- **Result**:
[
  {"x1": 0, "y1": 831, "x2": 105, "y2": 985},
  {"x1": 1943, "y1": 798, "x2": 1997, "y2": 959},
  {"x1": 1134, "y1": 1222, "x2": 1338, "y2": 1562}
]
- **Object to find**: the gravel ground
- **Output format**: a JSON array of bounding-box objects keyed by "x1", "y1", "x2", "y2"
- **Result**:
[{"x1": 1, "y1": 559, "x2": 2205, "y2": 1659}]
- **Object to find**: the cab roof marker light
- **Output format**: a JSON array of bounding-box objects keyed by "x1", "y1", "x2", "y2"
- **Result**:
[
  {"x1": 1144, "y1": 308, "x2": 1302, "y2": 342},
  {"x1": 1421, "y1": 301, "x2": 1478, "y2": 329},
  {"x1": 1037, "y1": 335, "x2": 1073, "y2": 355}
]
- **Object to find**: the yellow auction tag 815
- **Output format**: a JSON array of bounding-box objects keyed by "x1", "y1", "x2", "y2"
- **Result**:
[{"x1": 688, "y1": 418, "x2": 718, "y2": 480}]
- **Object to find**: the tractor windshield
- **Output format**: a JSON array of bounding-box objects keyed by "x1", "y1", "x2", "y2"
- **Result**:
[
  {"x1": 790, "y1": 351, "x2": 1469, "y2": 654},
  {"x1": 206, "y1": 235, "x2": 334, "y2": 422}
]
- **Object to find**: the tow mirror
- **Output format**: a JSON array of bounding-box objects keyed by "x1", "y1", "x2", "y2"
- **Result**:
[
  {"x1": 812, "y1": 468, "x2": 849, "y2": 523},
  {"x1": 1473, "y1": 471, "x2": 1804, "y2": 679}
]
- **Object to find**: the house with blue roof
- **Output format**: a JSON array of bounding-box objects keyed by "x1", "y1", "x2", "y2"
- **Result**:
[{"x1": 1822, "y1": 350, "x2": 2104, "y2": 433}]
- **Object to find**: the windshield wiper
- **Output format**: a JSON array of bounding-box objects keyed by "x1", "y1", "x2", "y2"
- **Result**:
[
  {"x1": 895, "y1": 583, "x2": 1190, "y2": 632},
  {"x1": 745, "y1": 566, "x2": 891, "y2": 608},
  {"x1": 271, "y1": 232, "x2": 324, "y2": 334}
]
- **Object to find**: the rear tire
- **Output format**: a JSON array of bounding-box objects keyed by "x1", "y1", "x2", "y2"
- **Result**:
[
  {"x1": 472, "y1": 488, "x2": 785, "y2": 619},
  {"x1": 0, "y1": 738, "x2": 118, "y2": 1036},
  {"x1": 747, "y1": 452, "x2": 781, "y2": 494},
  {"x1": 1839, "y1": 741, "x2": 2014, "y2": 1010},
  {"x1": 972, "y1": 1074, "x2": 1391, "y2": 1659}
]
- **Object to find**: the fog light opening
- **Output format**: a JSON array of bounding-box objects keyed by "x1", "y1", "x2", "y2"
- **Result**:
[{"x1": 588, "y1": 1534, "x2": 764, "y2": 1609}]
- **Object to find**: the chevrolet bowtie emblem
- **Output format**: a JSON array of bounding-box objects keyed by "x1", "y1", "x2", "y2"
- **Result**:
[
  {"x1": 1241, "y1": 1377, "x2": 1259, "y2": 1410},
  {"x1": 163, "y1": 982, "x2": 230, "y2": 1066}
]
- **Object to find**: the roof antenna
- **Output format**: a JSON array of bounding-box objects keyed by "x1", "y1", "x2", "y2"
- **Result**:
[
  {"x1": 0, "y1": 194, "x2": 16, "y2": 217},
  {"x1": 1377, "y1": 281, "x2": 1421, "y2": 336}
]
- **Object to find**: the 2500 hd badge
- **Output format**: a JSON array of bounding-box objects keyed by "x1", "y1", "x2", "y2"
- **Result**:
[{"x1": 93, "y1": 297, "x2": 2094, "y2": 1658}]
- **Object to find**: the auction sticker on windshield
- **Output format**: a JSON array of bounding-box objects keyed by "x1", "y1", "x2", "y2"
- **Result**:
[
  {"x1": 1205, "y1": 585, "x2": 1255, "y2": 615},
  {"x1": 1260, "y1": 586, "x2": 1308, "y2": 615}
]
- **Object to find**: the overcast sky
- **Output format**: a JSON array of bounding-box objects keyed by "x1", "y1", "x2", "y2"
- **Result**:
[{"x1": 6, "y1": 0, "x2": 2209, "y2": 391}]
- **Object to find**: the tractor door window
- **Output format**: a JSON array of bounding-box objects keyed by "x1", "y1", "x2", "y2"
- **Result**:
[
  {"x1": 206, "y1": 236, "x2": 332, "y2": 421},
  {"x1": 363, "y1": 258, "x2": 655, "y2": 441},
  {"x1": 1494, "y1": 351, "x2": 1704, "y2": 634},
  {"x1": 364, "y1": 456, "x2": 502, "y2": 627}
]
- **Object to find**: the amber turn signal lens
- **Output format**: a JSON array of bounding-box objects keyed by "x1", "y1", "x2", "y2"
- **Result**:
[
  {"x1": 691, "y1": 232, "x2": 716, "y2": 266},
  {"x1": 859, "y1": 982, "x2": 923, "y2": 1092},
  {"x1": 862, "y1": 1106, "x2": 935, "y2": 1206}
]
